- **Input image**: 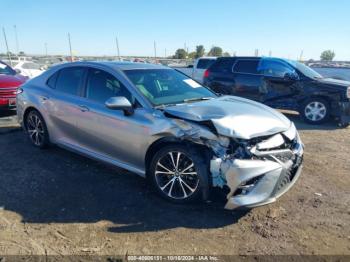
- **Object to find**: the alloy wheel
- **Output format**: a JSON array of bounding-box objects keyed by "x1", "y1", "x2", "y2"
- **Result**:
[
  {"x1": 155, "y1": 151, "x2": 199, "y2": 199},
  {"x1": 27, "y1": 113, "x2": 45, "y2": 146},
  {"x1": 304, "y1": 101, "x2": 327, "y2": 122}
]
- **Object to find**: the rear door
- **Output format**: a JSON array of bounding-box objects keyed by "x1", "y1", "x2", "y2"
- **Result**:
[
  {"x1": 231, "y1": 59, "x2": 263, "y2": 101},
  {"x1": 206, "y1": 58, "x2": 236, "y2": 94},
  {"x1": 44, "y1": 66, "x2": 87, "y2": 144},
  {"x1": 192, "y1": 58, "x2": 216, "y2": 83}
]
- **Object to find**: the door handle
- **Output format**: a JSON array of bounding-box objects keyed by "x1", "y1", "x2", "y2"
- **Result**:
[
  {"x1": 40, "y1": 96, "x2": 50, "y2": 101},
  {"x1": 78, "y1": 105, "x2": 90, "y2": 112}
]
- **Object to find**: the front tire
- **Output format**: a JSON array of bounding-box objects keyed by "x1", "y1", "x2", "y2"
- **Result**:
[
  {"x1": 300, "y1": 98, "x2": 330, "y2": 125},
  {"x1": 149, "y1": 145, "x2": 209, "y2": 204},
  {"x1": 25, "y1": 110, "x2": 50, "y2": 148}
]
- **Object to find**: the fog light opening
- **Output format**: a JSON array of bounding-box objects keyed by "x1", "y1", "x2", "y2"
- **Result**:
[{"x1": 233, "y1": 175, "x2": 264, "y2": 196}]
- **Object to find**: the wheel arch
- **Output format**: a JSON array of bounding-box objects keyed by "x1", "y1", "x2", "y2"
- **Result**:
[
  {"x1": 298, "y1": 94, "x2": 333, "y2": 107},
  {"x1": 23, "y1": 106, "x2": 41, "y2": 130},
  {"x1": 144, "y1": 136, "x2": 212, "y2": 177}
]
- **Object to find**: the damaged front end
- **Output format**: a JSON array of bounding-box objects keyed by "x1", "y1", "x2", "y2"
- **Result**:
[
  {"x1": 161, "y1": 97, "x2": 304, "y2": 209},
  {"x1": 210, "y1": 123, "x2": 304, "y2": 209}
]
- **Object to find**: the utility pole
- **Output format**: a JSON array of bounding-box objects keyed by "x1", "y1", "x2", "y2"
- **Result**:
[
  {"x1": 45, "y1": 43, "x2": 48, "y2": 57},
  {"x1": 14, "y1": 25, "x2": 19, "y2": 54},
  {"x1": 115, "y1": 36, "x2": 120, "y2": 60},
  {"x1": 269, "y1": 50, "x2": 272, "y2": 57},
  {"x1": 154, "y1": 40, "x2": 157, "y2": 59},
  {"x1": 164, "y1": 48, "x2": 167, "y2": 58},
  {"x1": 299, "y1": 50, "x2": 304, "y2": 61},
  {"x1": 2, "y1": 27, "x2": 12, "y2": 66},
  {"x1": 68, "y1": 33, "x2": 73, "y2": 62},
  {"x1": 254, "y1": 49, "x2": 259, "y2": 57}
]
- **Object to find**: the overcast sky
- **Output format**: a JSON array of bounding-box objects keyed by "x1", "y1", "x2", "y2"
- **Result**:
[{"x1": 1, "y1": 0, "x2": 349, "y2": 60}]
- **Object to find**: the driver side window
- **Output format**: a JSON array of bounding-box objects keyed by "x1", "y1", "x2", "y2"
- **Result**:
[
  {"x1": 258, "y1": 60, "x2": 296, "y2": 78},
  {"x1": 86, "y1": 69, "x2": 132, "y2": 104}
]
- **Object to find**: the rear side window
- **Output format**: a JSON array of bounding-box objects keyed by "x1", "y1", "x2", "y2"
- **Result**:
[
  {"x1": 210, "y1": 59, "x2": 235, "y2": 72},
  {"x1": 55, "y1": 67, "x2": 85, "y2": 95},
  {"x1": 197, "y1": 59, "x2": 216, "y2": 69},
  {"x1": 86, "y1": 69, "x2": 132, "y2": 104},
  {"x1": 47, "y1": 72, "x2": 59, "y2": 88},
  {"x1": 233, "y1": 60, "x2": 260, "y2": 74}
]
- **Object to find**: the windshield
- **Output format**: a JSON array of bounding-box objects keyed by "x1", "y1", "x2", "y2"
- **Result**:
[
  {"x1": 123, "y1": 69, "x2": 216, "y2": 106},
  {"x1": 0, "y1": 62, "x2": 16, "y2": 76},
  {"x1": 286, "y1": 60, "x2": 323, "y2": 79}
]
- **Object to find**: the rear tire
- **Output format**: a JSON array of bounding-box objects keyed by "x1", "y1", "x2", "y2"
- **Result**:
[
  {"x1": 300, "y1": 97, "x2": 330, "y2": 125},
  {"x1": 25, "y1": 110, "x2": 50, "y2": 148},
  {"x1": 149, "y1": 145, "x2": 209, "y2": 204}
]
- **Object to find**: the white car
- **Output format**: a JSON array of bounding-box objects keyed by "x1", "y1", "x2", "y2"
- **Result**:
[
  {"x1": 13, "y1": 61, "x2": 44, "y2": 78},
  {"x1": 191, "y1": 57, "x2": 217, "y2": 83}
]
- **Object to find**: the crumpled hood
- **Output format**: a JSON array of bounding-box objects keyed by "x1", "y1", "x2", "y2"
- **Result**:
[{"x1": 164, "y1": 96, "x2": 291, "y2": 139}]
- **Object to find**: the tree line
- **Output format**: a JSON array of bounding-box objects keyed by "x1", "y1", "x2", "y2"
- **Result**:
[
  {"x1": 172, "y1": 45, "x2": 230, "y2": 59},
  {"x1": 172, "y1": 46, "x2": 338, "y2": 61}
]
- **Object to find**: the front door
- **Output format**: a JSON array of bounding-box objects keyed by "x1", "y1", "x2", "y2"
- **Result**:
[
  {"x1": 258, "y1": 58, "x2": 301, "y2": 110},
  {"x1": 75, "y1": 68, "x2": 149, "y2": 169}
]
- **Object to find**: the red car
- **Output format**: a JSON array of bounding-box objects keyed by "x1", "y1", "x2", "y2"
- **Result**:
[{"x1": 0, "y1": 61, "x2": 27, "y2": 111}]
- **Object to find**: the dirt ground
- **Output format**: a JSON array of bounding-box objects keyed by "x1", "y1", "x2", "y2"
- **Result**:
[{"x1": 0, "y1": 110, "x2": 349, "y2": 256}]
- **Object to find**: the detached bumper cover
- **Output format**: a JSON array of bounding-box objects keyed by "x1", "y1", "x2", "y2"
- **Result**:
[{"x1": 212, "y1": 127, "x2": 304, "y2": 210}]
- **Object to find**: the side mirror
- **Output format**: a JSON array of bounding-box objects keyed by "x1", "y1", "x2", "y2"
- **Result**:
[
  {"x1": 284, "y1": 72, "x2": 299, "y2": 81},
  {"x1": 105, "y1": 96, "x2": 134, "y2": 116},
  {"x1": 15, "y1": 69, "x2": 21, "y2": 74}
]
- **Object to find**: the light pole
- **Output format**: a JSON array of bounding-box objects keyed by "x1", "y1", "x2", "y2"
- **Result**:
[
  {"x1": 68, "y1": 33, "x2": 73, "y2": 62},
  {"x1": 2, "y1": 27, "x2": 12, "y2": 66},
  {"x1": 45, "y1": 43, "x2": 48, "y2": 57},
  {"x1": 115, "y1": 37, "x2": 120, "y2": 61},
  {"x1": 14, "y1": 25, "x2": 19, "y2": 54},
  {"x1": 154, "y1": 41, "x2": 157, "y2": 59}
]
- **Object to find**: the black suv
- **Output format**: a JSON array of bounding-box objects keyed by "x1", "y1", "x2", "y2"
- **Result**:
[{"x1": 203, "y1": 57, "x2": 350, "y2": 126}]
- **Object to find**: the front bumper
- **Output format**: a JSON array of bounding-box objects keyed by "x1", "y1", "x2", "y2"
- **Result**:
[
  {"x1": 223, "y1": 157, "x2": 303, "y2": 209},
  {"x1": 338, "y1": 101, "x2": 350, "y2": 124},
  {"x1": 0, "y1": 98, "x2": 16, "y2": 110},
  {"x1": 211, "y1": 130, "x2": 304, "y2": 210}
]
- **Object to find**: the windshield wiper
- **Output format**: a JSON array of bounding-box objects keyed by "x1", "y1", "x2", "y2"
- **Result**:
[
  {"x1": 154, "y1": 103, "x2": 181, "y2": 109},
  {"x1": 183, "y1": 97, "x2": 213, "y2": 103}
]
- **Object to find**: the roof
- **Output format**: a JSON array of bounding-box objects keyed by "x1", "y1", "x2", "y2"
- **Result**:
[{"x1": 66, "y1": 61, "x2": 168, "y2": 70}]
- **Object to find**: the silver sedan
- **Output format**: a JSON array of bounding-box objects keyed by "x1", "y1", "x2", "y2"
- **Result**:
[{"x1": 16, "y1": 62, "x2": 303, "y2": 209}]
